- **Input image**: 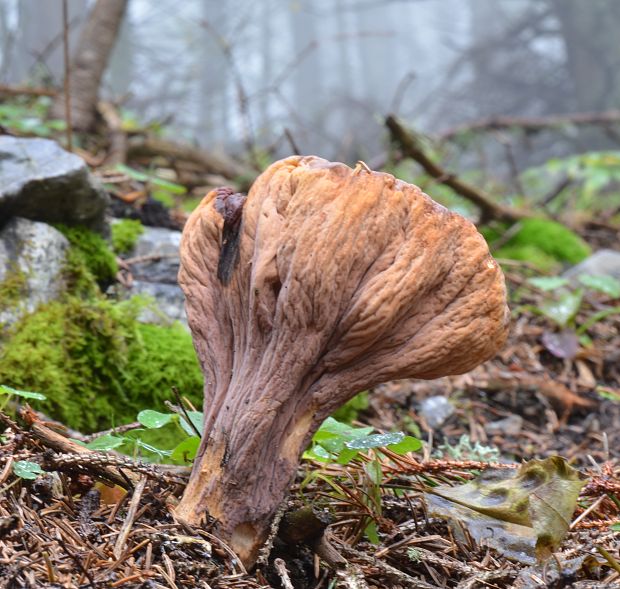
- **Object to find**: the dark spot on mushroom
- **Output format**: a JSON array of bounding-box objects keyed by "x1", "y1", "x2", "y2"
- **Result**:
[{"x1": 215, "y1": 187, "x2": 247, "y2": 285}]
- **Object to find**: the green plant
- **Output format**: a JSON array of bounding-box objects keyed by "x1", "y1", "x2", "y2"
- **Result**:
[
  {"x1": 331, "y1": 391, "x2": 369, "y2": 423},
  {"x1": 0, "y1": 266, "x2": 28, "y2": 313},
  {"x1": 0, "y1": 96, "x2": 66, "y2": 137},
  {"x1": 0, "y1": 297, "x2": 203, "y2": 432},
  {"x1": 115, "y1": 164, "x2": 186, "y2": 208},
  {"x1": 111, "y1": 219, "x2": 144, "y2": 254},
  {"x1": 523, "y1": 274, "x2": 620, "y2": 336}
]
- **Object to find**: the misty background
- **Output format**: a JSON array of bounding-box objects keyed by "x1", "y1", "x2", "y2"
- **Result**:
[{"x1": 1, "y1": 0, "x2": 619, "y2": 168}]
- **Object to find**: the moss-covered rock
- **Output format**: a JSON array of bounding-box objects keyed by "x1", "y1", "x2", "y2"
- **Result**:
[
  {"x1": 483, "y1": 218, "x2": 591, "y2": 271},
  {"x1": 55, "y1": 224, "x2": 118, "y2": 294},
  {"x1": 0, "y1": 296, "x2": 202, "y2": 432}
]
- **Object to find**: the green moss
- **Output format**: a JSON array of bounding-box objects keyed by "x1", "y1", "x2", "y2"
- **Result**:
[
  {"x1": 0, "y1": 296, "x2": 203, "y2": 432},
  {"x1": 111, "y1": 219, "x2": 144, "y2": 254},
  {"x1": 483, "y1": 218, "x2": 591, "y2": 269},
  {"x1": 0, "y1": 266, "x2": 28, "y2": 311},
  {"x1": 55, "y1": 225, "x2": 118, "y2": 293}
]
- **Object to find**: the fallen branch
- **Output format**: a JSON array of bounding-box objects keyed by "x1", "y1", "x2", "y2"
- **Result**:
[
  {"x1": 385, "y1": 115, "x2": 526, "y2": 223},
  {"x1": 127, "y1": 137, "x2": 253, "y2": 181},
  {"x1": 0, "y1": 84, "x2": 57, "y2": 97},
  {"x1": 439, "y1": 110, "x2": 620, "y2": 141},
  {"x1": 98, "y1": 100, "x2": 127, "y2": 166}
]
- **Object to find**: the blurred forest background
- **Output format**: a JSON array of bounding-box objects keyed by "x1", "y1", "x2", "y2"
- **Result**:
[{"x1": 3, "y1": 0, "x2": 620, "y2": 168}]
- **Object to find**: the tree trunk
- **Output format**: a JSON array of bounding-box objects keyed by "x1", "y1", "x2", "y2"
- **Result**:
[
  {"x1": 550, "y1": 0, "x2": 620, "y2": 111},
  {"x1": 51, "y1": 0, "x2": 129, "y2": 131}
]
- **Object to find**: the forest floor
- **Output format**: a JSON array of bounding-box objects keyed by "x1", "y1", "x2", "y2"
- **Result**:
[{"x1": 1, "y1": 235, "x2": 619, "y2": 589}]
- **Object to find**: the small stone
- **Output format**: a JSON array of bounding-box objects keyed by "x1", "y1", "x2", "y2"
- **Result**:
[
  {"x1": 485, "y1": 414, "x2": 523, "y2": 436},
  {"x1": 130, "y1": 226, "x2": 181, "y2": 284},
  {"x1": 418, "y1": 395, "x2": 455, "y2": 429},
  {"x1": 563, "y1": 249, "x2": 620, "y2": 281},
  {"x1": 0, "y1": 218, "x2": 69, "y2": 328},
  {"x1": 0, "y1": 136, "x2": 108, "y2": 233}
]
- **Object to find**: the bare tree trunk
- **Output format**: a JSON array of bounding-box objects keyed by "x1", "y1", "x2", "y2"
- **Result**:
[{"x1": 51, "y1": 0, "x2": 128, "y2": 131}]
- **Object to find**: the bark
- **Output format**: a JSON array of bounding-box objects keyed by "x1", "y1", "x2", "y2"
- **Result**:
[{"x1": 51, "y1": 0, "x2": 129, "y2": 131}]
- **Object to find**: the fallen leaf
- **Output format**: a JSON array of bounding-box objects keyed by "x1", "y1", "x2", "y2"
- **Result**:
[{"x1": 425, "y1": 457, "x2": 587, "y2": 564}]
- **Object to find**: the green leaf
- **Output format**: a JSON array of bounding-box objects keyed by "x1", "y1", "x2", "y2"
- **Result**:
[
  {"x1": 137, "y1": 409, "x2": 174, "y2": 429},
  {"x1": 134, "y1": 439, "x2": 172, "y2": 458},
  {"x1": 578, "y1": 274, "x2": 620, "y2": 298},
  {"x1": 178, "y1": 411, "x2": 203, "y2": 437},
  {"x1": 170, "y1": 436, "x2": 200, "y2": 463},
  {"x1": 346, "y1": 432, "x2": 405, "y2": 450},
  {"x1": 13, "y1": 461, "x2": 43, "y2": 480},
  {"x1": 364, "y1": 460, "x2": 383, "y2": 486},
  {"x1": 527, "y1": 277, "x2": 569, "y2": 291},
  {"x1": 85, "y1": 434, "x2": 126, "y2": 451},
  {"x1": 387, "y1": 435, "x2": 422, "y2": 454},
  {"x1": 611, "y1": 523, "x2": 620, "y2": 532},
  {"x1": 0, "y1": 385, "x2": 46, "y2": 400},
  {"x1": 316, "y1": 417, "x2": 373, "y2": 439},
  {"x1": 540, "y1": 289, "x2": 583, "y2": 327},
  {"x1": 364, "y1": 519, "x2": 380, "y2": 544},
  {"x1": 596, "y1": 386, "x2": 620, "y2": 403}
]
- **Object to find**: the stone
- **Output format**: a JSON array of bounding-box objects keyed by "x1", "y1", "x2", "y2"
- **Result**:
[
  {"x1": 130, "y1": 226, "x2": 181, "y2": 284},
  {"x1": 563, "y1": 249, "x2": 620, "y2": 281},
  {"x1": 485, "y1": 414, "x2": 523, "y2": 436},
  {"x1": 114, "y1": 224, "x2": 186, "y2": 325},
  {"x1": 0, "y1": 136, "x2": 108, "y2": 232},
  {"x1": 0, "y1": 218, "x2": 69, "y2": 328},
  {"x1": 418, "y1": 395, "x2": 455, "y2": 429}
]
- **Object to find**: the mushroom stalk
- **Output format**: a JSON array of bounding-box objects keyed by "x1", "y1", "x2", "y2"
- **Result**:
[{"x1": 175, "y1": 156, "x2": 510, "y2": 568}]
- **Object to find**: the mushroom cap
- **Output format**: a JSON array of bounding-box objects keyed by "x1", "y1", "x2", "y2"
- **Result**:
[{"x1": 180, "y1": 155, "x2": 509, "y2": 418}]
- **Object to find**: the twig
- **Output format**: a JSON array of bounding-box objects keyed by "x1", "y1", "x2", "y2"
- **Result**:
[
  {"x1": 439, "y1": 110, "x2": 620, "y2": 141},
  {"x1": 114, "y1": 476, "x2": 147, "y2": 559},
  {"x1": 385, "y1": 115, "x2": 526, "y2": 223},
  {"x1": 98, "y1": 100, "x2": 128, "y2": 166},
  {"x1": 172, "y1": 387, "x2": 202, "y2": 439},
  {"x1": 62, "y1": 0, "x2": 73, "y2": 152},
  {"x1": 0, "y1": 84, "x2": 57, "y2": 97},
  {"x1": 274, "y1": 558, "x2": 294, "y2": 589}
]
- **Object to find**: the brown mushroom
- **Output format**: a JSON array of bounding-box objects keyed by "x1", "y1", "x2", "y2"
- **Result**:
[{"x1": 175, "y1": 156, "x2": 510, "y2": 567}]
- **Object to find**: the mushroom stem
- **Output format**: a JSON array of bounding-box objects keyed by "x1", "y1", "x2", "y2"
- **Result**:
[{"x1": 175, "y1": 383, "x2": 318, "y2": 566}]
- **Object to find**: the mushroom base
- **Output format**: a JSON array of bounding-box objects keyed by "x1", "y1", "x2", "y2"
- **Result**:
[{"x1": 174, "y1": 403, "x2": 318, "y2": 568}]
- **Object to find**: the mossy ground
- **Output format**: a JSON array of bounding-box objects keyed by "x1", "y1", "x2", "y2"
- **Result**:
[
  {"x1": 111, "y1": 219, "x2": 144, "y2": 254},
  {"x1": 0, "y1": 265, "x2": 28, "y2": 312},
  {"x1": 0, "y1": 224, "x2": 202, "y2": 432}
]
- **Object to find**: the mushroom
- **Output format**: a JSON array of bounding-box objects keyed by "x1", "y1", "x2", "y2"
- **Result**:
[{"x1": 175, "y1": 156, "x2": 510, "y2": 567}]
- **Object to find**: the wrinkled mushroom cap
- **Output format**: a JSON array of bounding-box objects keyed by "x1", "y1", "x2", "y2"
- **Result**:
[{"x1": 180, "y1": 156, "x2": 509, "y2": 418}]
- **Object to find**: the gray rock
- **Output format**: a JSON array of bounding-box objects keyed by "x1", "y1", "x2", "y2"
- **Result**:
[
  {"x1": 0, "y1": 218, "x2": 69, "y2": 328},
  {"x1": 131, "y1": 280, "x2": 187, "y2": 326},
  {"x1": 485, "y1": 414, "x2": 523, "y2": 436},
  {"x1": 111, "y1": 225, "x2": 186, "y2": 325},
  {"x1": 0, "y1": 136, "x2": 108, "y2": 232},
  {"x1": 130, "y1": 226, "x2": 181, "y2": 284},
  {"x1": 563, "y1": 249, "x2": 620, "y2": 281},
  {"x1": 418, "y1": 395, "x2": 455, "y2": 429}
]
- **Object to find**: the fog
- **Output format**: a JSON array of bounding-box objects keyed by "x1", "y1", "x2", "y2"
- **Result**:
[{"x1": 2, "y1": 0, "x2": 620, "y2": 163}]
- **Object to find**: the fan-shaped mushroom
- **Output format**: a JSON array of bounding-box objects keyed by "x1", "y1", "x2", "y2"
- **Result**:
[{"x1": 176, "y1": 156, "x2": 509, "y2": 567}]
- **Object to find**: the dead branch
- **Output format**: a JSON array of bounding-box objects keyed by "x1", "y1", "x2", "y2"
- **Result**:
[
  {"x1": 385, "y1": 115, "x2": 526, "y2": 223},
  {"x1": 127, "y1": 136, "x2": 253, "y2": 181},
  {"x1": 439, "y1": 110, "x2": 620, "y2": 141},
  {"x1": 0, "y1": 84, "x2": 57, "y2": 97},
  {"x1": 97, "y1": 101, "x2": 127, "y2": 166}
]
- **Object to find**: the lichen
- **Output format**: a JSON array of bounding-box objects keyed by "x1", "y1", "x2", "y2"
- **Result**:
[
  {"x1": 111, "y1": 219, "x2": 144, "y2": 255},
  {"x1": 0, "y1": 296, "x2": 203, "y2": 432}
]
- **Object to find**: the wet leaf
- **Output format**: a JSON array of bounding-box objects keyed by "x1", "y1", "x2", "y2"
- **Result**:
[
  {"x1": 541, "y1": 329, "x2": 579, "y2": 359},
  {"x1": 527, "y1": 277, "x2": 569, "y2": 291},
  {"x1": 578, "y1": 274, "x2": 620, "y2": 298},
  {"x1": 346, "y1": 432, "x2": 405, "y2": 450},
  {"x1": 386, "y1": 435, "x2": 423, "y2": 454},
  {"x1": 425, "y1": 456, "x2": 586, "y2": 564},
  {"x1": 170, "y1": 436, "x2": 200, "y2": 463},
  {"x1": 13, "y1": 461, "x2": 43, "y2": 480},
  {"x1": 0, "y1": 385, "x2": 46, "y2": 400},
  {"x1": 137, "y1": 409, "x2": 174, "y2": 429},
  {"x1": 85, "y1": 434, "x2": 126, "y2": 451},
  {"x1": 540, "y1": 290, "x2": 582, "y2": 327}
]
